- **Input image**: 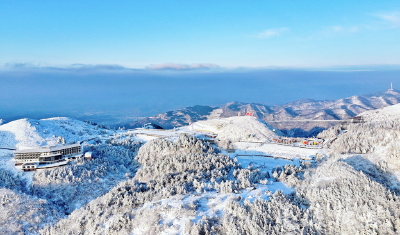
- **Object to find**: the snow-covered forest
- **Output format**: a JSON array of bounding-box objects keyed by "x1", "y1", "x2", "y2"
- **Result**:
[
  {"x1": 1, "y1": 105, "x2": 400, "y2": 234},
  {"x1": 0, "y1": 140, "x2": 142, "y2": 234},
  {"x1": 318, "y1": 104, "x2": 400, "y2": 169}
]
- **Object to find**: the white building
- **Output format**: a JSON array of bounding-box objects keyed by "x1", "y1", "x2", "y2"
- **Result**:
[
  {"x1": 14, "y1": 143, "x2": 82, "y2": 169},
  {"x1": 84, "y1": 152, "x2": 92, "y2": 160}
]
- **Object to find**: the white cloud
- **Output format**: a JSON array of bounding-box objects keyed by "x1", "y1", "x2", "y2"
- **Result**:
[
  {"x1": 146, "y1": 63, "x2": 219, "y2": 70},
  {"x1": 316, "y1": 25, "x2": 360, "y2": 38},
  {"x1": 327, "y1": 25, "x2": 359, "y2": 33},
  {"x1": 256, "y1": 27, "x2": 289, "y2": 38},
  {"x1": 331, "y1": 26, "x2": 343, "y2": 32},
  {"x1": 373, "y1": 11, "x2": 400, "y2": 27}
]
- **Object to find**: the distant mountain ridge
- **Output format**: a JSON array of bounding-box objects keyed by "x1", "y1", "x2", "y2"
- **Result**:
[
  {"x1": 126, "y1": 105, "x2": 218, "y2": 130},
  {"x1": 126, "y1": 89, "x2": 400, "y2": 136}
]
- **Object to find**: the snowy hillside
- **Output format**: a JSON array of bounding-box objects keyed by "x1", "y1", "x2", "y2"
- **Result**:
[
  {"x1": 192, "y1": 116, "x2": 282, "y2": 142},
  {"x1": 42, "y1": 134, "x2": 301, "y2": 234},
  {"x1": 0, "y1": 117, "x2": 113, "y2": 150},
  {"x1": 358, "y1": 103, "x2": 400, "y2": 121},
  {"x1": 2, "y1": 111, "x2": 400, "y2": 234},
  {"x1": 318, "y1": 103, "x2": 400, "y2": 172}
]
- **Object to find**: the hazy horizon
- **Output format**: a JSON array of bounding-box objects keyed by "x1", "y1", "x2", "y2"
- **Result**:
[{"x1": 1, "y1": 66, "x2": 399, "y2": 125}]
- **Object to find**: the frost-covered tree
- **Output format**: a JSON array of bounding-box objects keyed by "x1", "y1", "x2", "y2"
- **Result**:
[
  {"x1": 0, "y1": 168, "x2": 28, "y2": 192},
  {"x1": 0, "y1": 188, "x2": 62, "y2": 235},
  {"x1": 292, "y1": 156, "x2": 400, "y2": 234},
  {"x1": 42, "y1": 134, "x2": 268, "y2": 234},
  {"x1": 219, "y1": 191, "x2": 317, "y2": 234},
  {"x1": 31, "y1": 142, "x2": 141, "y2": 214},
  {"x1": 319, "y1": 120, "x2": 400, "y2": 167}
]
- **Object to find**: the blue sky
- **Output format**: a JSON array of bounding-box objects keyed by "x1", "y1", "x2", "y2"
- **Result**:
[{"x1": 1, "y1": 0, "x2": 399, "y2": 68}]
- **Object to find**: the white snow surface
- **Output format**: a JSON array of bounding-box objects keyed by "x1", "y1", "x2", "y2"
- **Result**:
[
  {"x1": 0, "y1": 117, "x2": 116, "y2": 187},
  {"x1": 0, "y1": 117, "x2": 113, "y2": 149},
  {"x1": 232, "y1": 142, "x2": 322, "y2": 161},
  {"x1": 359, "y1": 103, "x2": 400, "y2": 121},
  {"x1": 135, "y1": 182, "x2": 293, "y2": 234},
  {"x1": 190, "y1": 116, "x2": 282, "y2": 141},
  {"x1": 148, "y1": 129, "x2": 322, "y2": 234},
  {"x1": 124, "y1": 116, "x2": 282, "y2": 144},
  {"x1": 0, "y1": 116, "x2": 324, "y2": 234}
]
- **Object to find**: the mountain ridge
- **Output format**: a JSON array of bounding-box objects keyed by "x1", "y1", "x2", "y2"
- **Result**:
[{"x1": 126, "y1": 89, "x2": 400, "y2": 136}]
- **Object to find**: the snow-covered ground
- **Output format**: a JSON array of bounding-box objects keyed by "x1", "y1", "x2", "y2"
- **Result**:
[
  {"x1": 0, "y1": 115, "x2": 327, "y2": 234},
  {"x1": 232, "y1": 142, "x2": 322, "y2": 160},
  {"x1": 0, "y1": 116, "x2": 318, "y2": 188},
  {"x1": 124, "y1": 119, "x2": 318, "y2": 180},
  {"x1": 359, "y1": 103, "x2": 400, "y2": 121},
  {"x1": 0, "y1": 149, "x2": 34, "y2": 188},
  {"x1": 134, "y1": 182, "x2": 293, "y2": 234},
  {"x1": 190, "y1": 116, "x2": 282, "y2": 141},
  {"x1": 122, "y1": 116, "x2": 284, "y2": 146},
  {"x1": 111, "y1": 119, "x2": 322, "y2": 234},
  {"x1": 234, "y1": 155, "x2": 297, "y2": 172},
  {"x1": 0, "y1": 117, "x2": 124, "y2": 192},
  {"x1": 3, "y1": 104, "x2": 400, "y2": 234},
  {"x1": 0, "y1": 117, "x2": 116, "y2": 150}
]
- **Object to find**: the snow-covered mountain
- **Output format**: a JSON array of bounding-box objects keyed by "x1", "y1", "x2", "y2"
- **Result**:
[
  {"x1": 2, "y1": 112, "x2": 400, "y2": 234},
  {"x1": 193, "y1": 116, "x2": 282, "y2": 142},
  {"x1": 126, "y1": 89, "x2": 400, "y2": 136},
  {"x1": 0, "y1": 117, "x2": 113, "y2": 150},
  {"x1": 126, "y1": 105, "x2": 218, "y2": 130}
]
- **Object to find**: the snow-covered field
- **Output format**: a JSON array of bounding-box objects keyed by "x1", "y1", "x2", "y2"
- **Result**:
[
  {"x1": 1, "y1": 113, "x2": 400, "y2": 234},
  {"x1": 232, "y1": 142, "x2": 322, "y2": 160}
]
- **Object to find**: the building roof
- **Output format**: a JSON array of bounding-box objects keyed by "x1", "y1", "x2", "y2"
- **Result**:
[
  {"x1": 15, "y1": 143, "x2": 81, "y2": 154},
  {"x1": 22, "y1": 162, "x2": 38, "y2": 166}
]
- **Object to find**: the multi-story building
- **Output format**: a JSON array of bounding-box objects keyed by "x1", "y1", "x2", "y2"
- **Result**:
[{"x1": 14, "y1": 143, "x2": 82, "y2": 170}]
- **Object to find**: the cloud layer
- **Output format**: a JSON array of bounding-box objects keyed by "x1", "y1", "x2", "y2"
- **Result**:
[
  {"x1": 1, "y1": 63, "x2": 221, "y2": 73},
  {"x1": 146, "y1": 63, "x2": 219, "y2": 70},
  {"x1": 3, "y1": 63, "x2": 130, "y2": 72}
]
